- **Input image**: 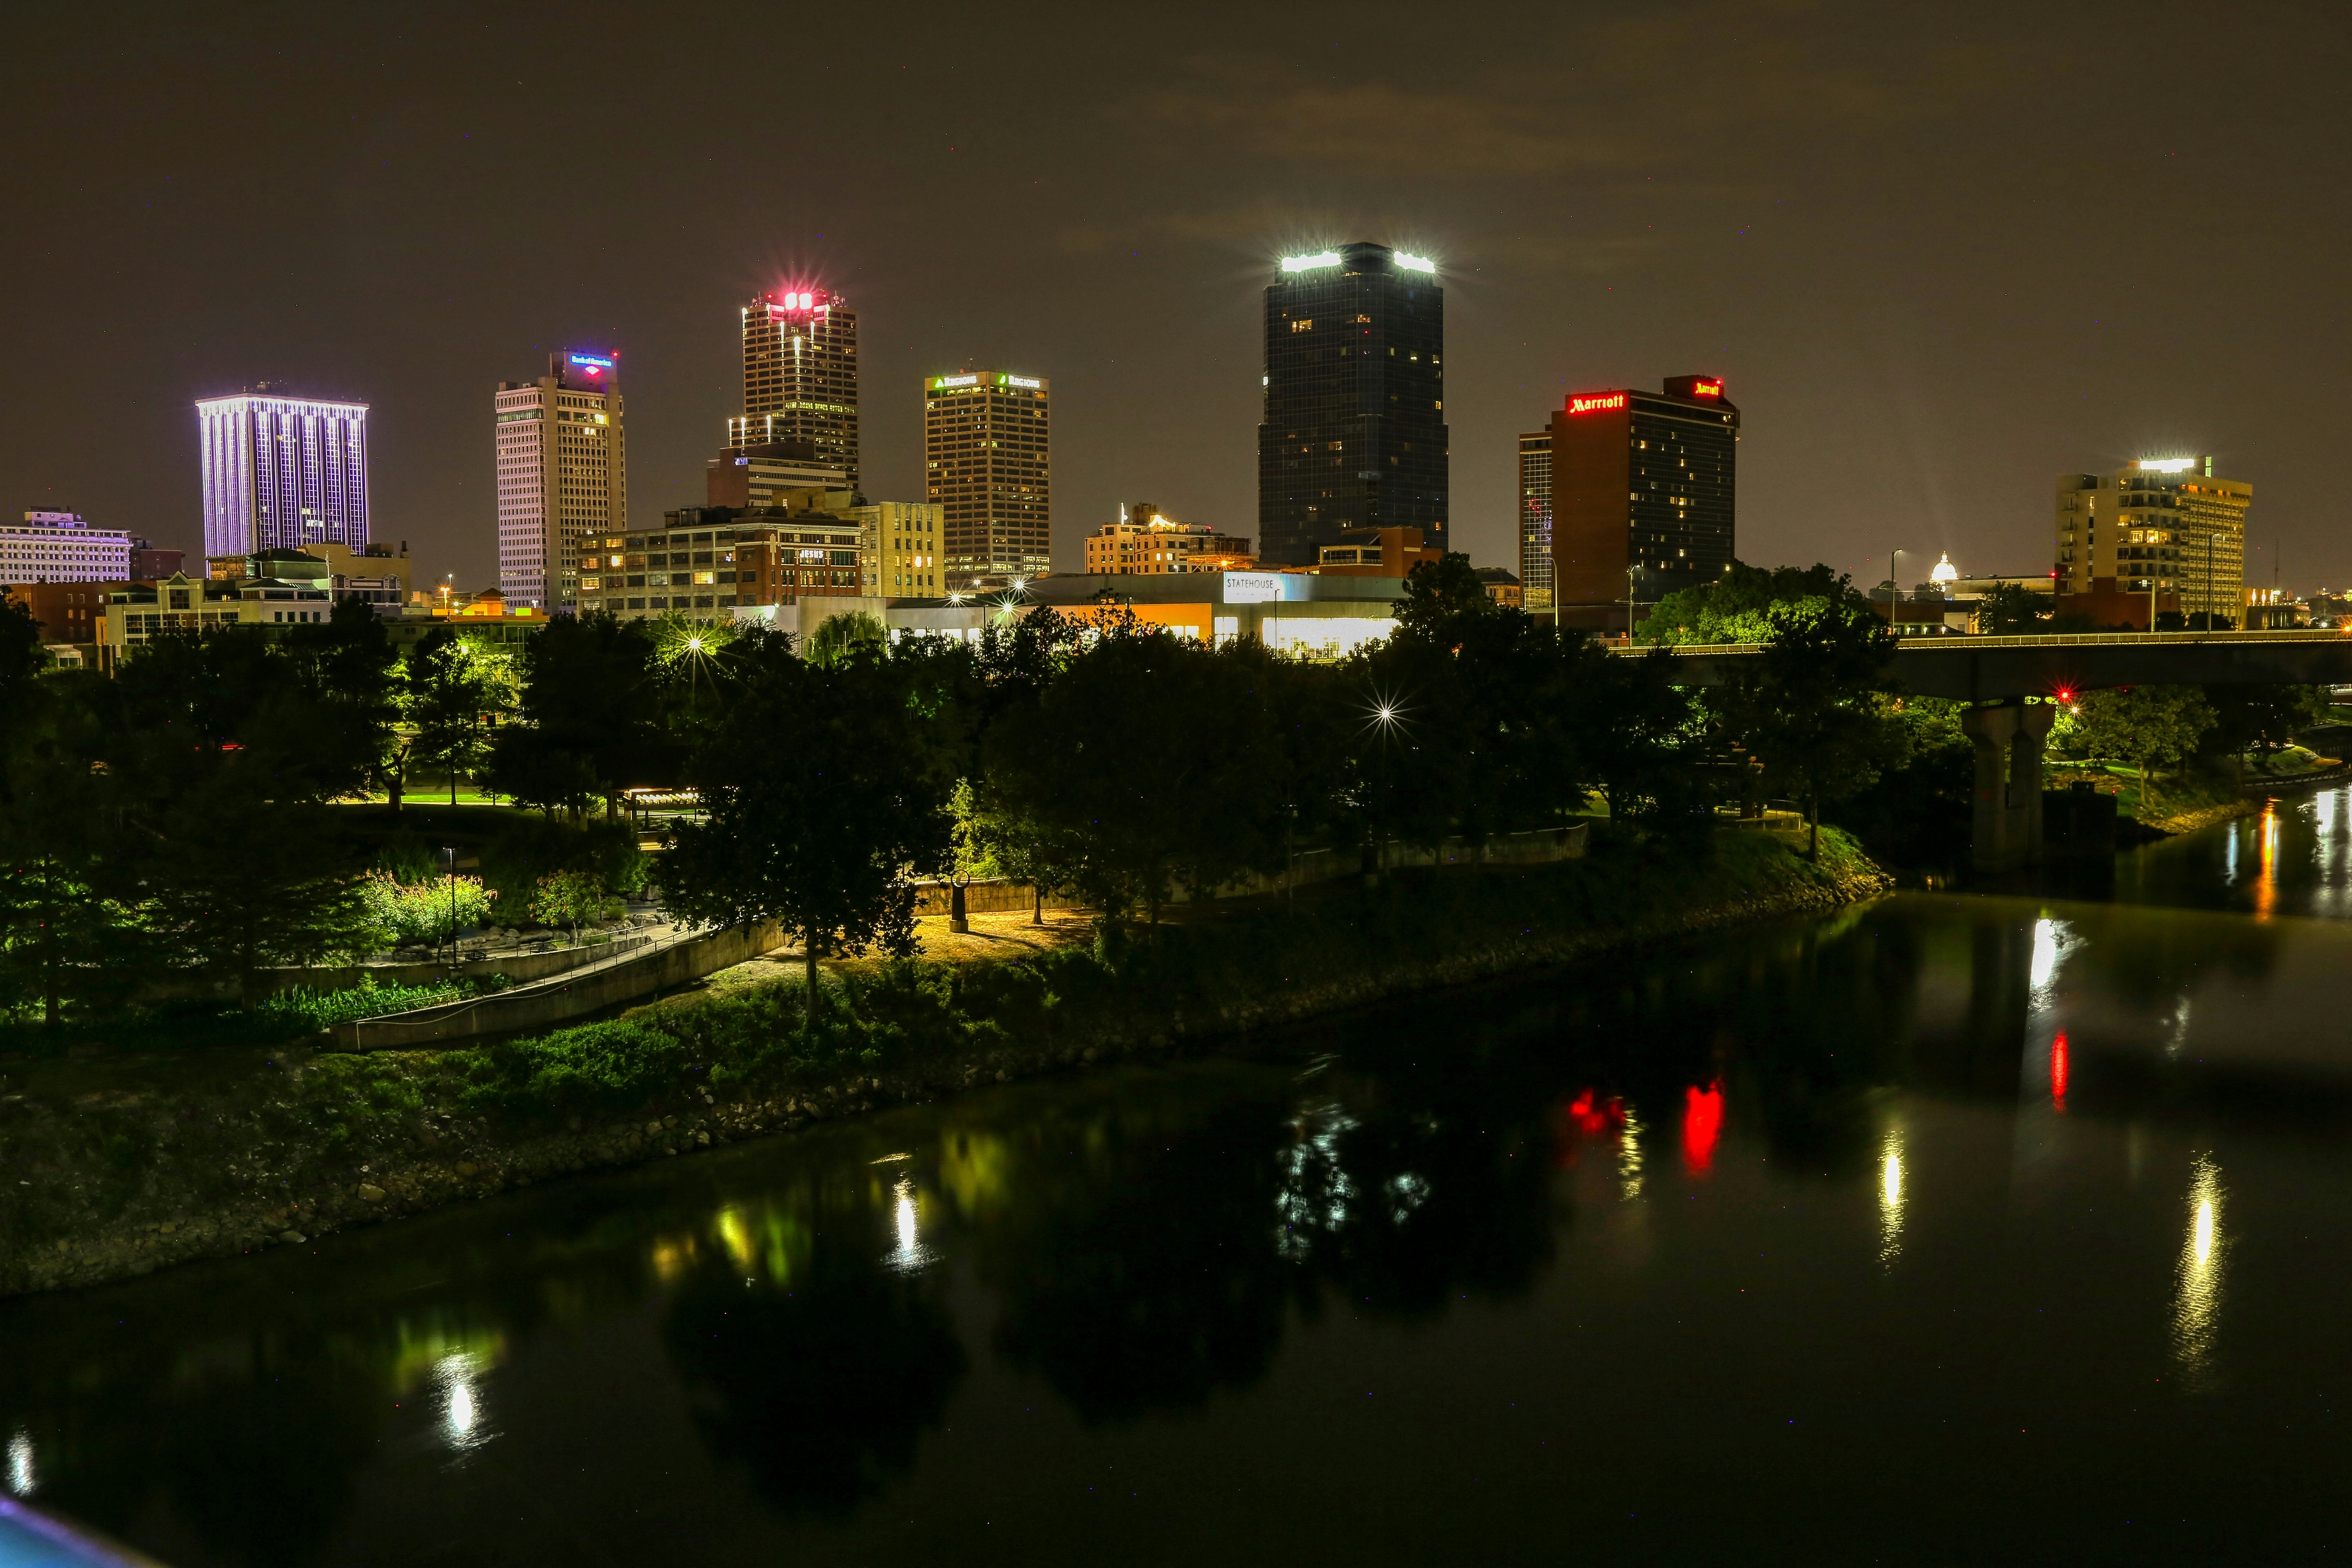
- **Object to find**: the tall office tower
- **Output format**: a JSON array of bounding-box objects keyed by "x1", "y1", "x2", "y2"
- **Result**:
[
  {"x1": 1548, "y1": 376, "x2": 1738, "y2": 632},
  {"x1": 731, "y1": 289, "x2": 859, "y2": 495},
  {"x1": 1256, "y1": 241, "x2": 1448, "y2": 567},
  {"x1": 494, "y1": 350, "x2": 626, "y2": 612},
  {"x1": 2054, "y1": 456, "x2": 2250, "y2": 630},
  {"x1": 925, "y1": 370, "x2": 1051, "y2": 588},
  {"x1": 1517, "y1": 430, "x2": 1553, "y2": 610},
  {"x1": 196, "y1": 384, "x2": 368, "y2": 559}
]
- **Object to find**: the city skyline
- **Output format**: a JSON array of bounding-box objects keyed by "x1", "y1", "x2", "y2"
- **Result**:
[{"x1": 6, "y1": 4, "x2": 2347, "y2": 601}]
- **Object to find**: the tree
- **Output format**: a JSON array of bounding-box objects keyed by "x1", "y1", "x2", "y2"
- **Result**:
[
  {"x1": 2066, "y1": 685, "x2": 2216, "y2": 813},
  {"x1": 1976, "y1": 582, "x2": 2051, "y2": 635},
  {"x1": 1711, "y1": 598, "x2": 1908, "y2": 858},
  {"x1": 2203, "y1": 684, "x2": 2336, "y2": 772},
  {"x1": 665, "y1": 637, "x2": 953, "y2": 1002},
  {"x1": 488, "y1": 611, "x2": 669, "y2": 821},
  {"x1": 979, "y1": 615, "x2": 1285, "y2": 922},
  {"x1": 408, "y1": 629, "x2": 510, "y2": 804},
  {"x1": 529, "y1": 868, "x2": 606, "y2": 944},
  {"x1": 1638, "y1": 560, "x2": 1870, "y2": 646}
]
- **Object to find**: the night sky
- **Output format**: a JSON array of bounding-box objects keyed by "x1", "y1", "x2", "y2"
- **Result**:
[{"x1": 7, "y1": 2, "x2": 2349, "y2": 597}]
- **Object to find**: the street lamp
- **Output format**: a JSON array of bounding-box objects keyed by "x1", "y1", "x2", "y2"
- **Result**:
[{"x1": 444, "y1": 844, "x2": 459, "y2": 965}]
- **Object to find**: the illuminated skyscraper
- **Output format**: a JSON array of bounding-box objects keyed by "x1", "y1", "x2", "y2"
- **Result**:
[
  {"x1": 732, "y1": 289, "x2": 859, "y2": 494},
  {"x1": 1548, "y1": 376, "x2": 1738, "y2": 632},
  {"x1": 495, "y1": 350, "x2": 626, "y2": 612},
  {"x1": 925, "y1": 370, "x2": 1050, "y2": 588},
  {"x1": 196, "y1": 384, "x2": 368, "y2": 559},
  {"x1": 1257, "y1": 242, "x2": 1448, "y2": 567},
  {"x1": 1518, "y1": 430, "x2": 1552, "y2": 610}
]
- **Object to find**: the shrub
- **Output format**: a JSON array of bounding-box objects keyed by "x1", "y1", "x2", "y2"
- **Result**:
[
  {"x1": 258, "y1": 978, "x2": 468, "y2": 1033},
  {"x1": 360, "y1": 871, "x2": 495, "y2": 947},
  {"x1": 457, "y1": 1019, "x2": 688, "y2": 1112}
]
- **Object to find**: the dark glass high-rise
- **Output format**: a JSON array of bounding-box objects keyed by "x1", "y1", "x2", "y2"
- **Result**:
[{"x1": 1256, "y1": 242, "x2": 1448, "y2": 567}]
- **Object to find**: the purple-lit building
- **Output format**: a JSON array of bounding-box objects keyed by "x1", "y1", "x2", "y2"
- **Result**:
[{"x1": 196, "y1": 383, "x2": 370, "y2": 559}]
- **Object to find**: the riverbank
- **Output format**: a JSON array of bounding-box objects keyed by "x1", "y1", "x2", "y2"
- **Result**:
[{"x1": 0, "y1": 826, "x2": 1890, "y2": 1298}]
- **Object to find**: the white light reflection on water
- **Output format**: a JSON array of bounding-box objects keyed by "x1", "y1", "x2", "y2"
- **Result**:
[
  {"x1": 1274, "y1": 1104, "x2": 1359, "y2": 1260},
  {"x1": 1878, "y1": 1131, "x2": 1906, "y2": 1268},
  {"x1": 1618, "y1": 1106, "x2": 1645, "y2": 1201},
  {"x1": 884, "y1": 1175, "x2": 937, "y2": 1272},
  {"x1": 2171, "y1": 1154, "x2": 2227, "y2": 1390},
  {"x1": 435, "y1": 1354, "x2": 489, "y2": 1455},
  {"x1": 7, "y1": 1429, "x2": 32, "y2": 1495}
]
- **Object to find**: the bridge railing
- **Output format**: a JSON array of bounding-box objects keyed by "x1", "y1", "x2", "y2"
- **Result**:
[{"x1": 1608, "y1": 628, "x2": 2352, "y2": 658}]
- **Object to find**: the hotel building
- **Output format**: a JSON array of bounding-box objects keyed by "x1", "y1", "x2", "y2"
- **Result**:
[
  {"x1": 2054, "y1": 457, "x2": 2250, "y2": 628},
  {"x1": 926, "y1": 370, "x2": 1051, "y2": 588},
  {"x1": 1518, "y1": 430, "x2": 1552, "y2": 610},
  {"x1": 1258, "y1": 242, "x2": 1448, "y2": 566},
  {"x1": 495, "y1": 351, "x2": 626, "y2": 612},
  {"x1": 732, "y1": 290, "x2": 859, "y2": 494},
  {"x1": 1548, "y1": 376, "x2": 1739, "y2": 631},
  {"x1": 196, "y1": 385, "x2": 368, "y2": 559}
]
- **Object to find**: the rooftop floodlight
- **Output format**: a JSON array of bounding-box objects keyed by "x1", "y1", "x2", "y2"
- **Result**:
[
  {"x1": 1280, "y1": 251, "x2": 1342, "y2": 273},
  {"x1": 1393, "y1": 251, "x2": 1437, "y2": 273},
  {"x1": 2138, "y1": 457, "x2": 2197, "y2": 473}
]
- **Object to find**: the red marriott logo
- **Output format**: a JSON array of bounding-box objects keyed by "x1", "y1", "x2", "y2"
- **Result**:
[
  {"x1": 1689, "y1": 380, "x2": 1722, "y2": 397},
  {"x1": 1568, "y1": 392, "x2": 1627, "y2": 414}
]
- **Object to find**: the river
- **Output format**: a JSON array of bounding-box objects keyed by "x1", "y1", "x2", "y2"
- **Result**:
[{"x1": 8, "y1": 794, "x2": 2352, "y2": 1565}]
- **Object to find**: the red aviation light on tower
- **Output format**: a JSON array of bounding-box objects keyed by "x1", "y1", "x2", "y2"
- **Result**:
[{"x1": 1567, "y1": 391, "x2": 1628, "y2": 415}]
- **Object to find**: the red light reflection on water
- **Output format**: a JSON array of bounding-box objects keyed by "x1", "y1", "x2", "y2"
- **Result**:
[
  {"x1": 2051, "y1": 1031, "x2": 2070, "y2": 1113},
  {"x1": 1551, "y1": 1089, "x2": 1625, "y2": 1165},
  {"x1": 1682, "y1": 1082, "x2": 1724, "y2": 1172}
]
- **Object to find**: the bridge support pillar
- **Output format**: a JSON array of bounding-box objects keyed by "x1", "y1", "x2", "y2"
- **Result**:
[{"x1": 1962, "y1": 700, "x2": 2056, "y2": 872}]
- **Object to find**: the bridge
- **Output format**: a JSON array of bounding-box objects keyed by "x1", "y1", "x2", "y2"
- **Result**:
[{"x1": 1613, "y1": 630, "x2": 2352, "y2": 871}]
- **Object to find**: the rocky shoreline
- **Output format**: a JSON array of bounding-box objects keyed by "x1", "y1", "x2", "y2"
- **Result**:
[{"x1": 0, "y1": 847, "x2": 1890, "y2": 1299}]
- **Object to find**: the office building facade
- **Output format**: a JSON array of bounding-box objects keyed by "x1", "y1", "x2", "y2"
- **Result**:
[
  {"x1": 1257, "y1": 242, "x2": 1448, "y2": 566},
  {"x1": 1083, "y1": 503, "x2": 1252, "y2": 575},
  {"x1": 2054, "y1": 457, "x2": 2250, "y2": 629},
  {"x1": 925, "y1": 370, "x2": 1050, "y2": 588},
  {"x1": 577, "y1": 504, "x2": 863, "y2": 621},
  {"x1": 1548, "y1": 376, "x2": 1739, "y2": 631},
  {"x1": 495, "y1": 351, "x2": 626, "y2": 612},
  {"x1": 196, "y1": 385, "x2": 368, "y2": 559},
  {"x1": 1518, "y1": 430, "x2": 1552, "y2": 610},
  {"x1": 857, "y1": 501, "x2": 947, "y2": 596},
  {"x1": 706, "y1": 442, "x2": 850, "y2": 510},
  {"x1": 731, "y1": 290, "x2": 859, "y2": 494},
  {"x1": 1, "y1": 510, "x2": 135, "y2": 584}
]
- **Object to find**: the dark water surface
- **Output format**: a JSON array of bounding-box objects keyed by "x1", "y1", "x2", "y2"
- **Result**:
[{"x1": 12, "y1": 793, "x2": 2352, "y2": 1565}]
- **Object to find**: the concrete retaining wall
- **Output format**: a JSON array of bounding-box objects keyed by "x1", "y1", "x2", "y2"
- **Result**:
[
  {"x1": 335, "y1": 922, "x2": 781, "y2": 1051},
  {"x1": 138, "y1": 934, "x2": 654, "y2": 1004}
]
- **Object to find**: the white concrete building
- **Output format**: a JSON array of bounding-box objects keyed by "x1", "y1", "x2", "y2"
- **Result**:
[{"x1": 0, "y1": 510, "x2": 134, "y2": 584}]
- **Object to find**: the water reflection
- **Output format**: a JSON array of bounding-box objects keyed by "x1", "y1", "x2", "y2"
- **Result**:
[
  {"x1": 10, "y1": 838, "x2": 2352, "y2": 1561},
  {"x1": 1877, "y1": 1130, "x2": 1906, "y2": 1268},
  {"x1": 2172, "y1": 1154, "x2": 2227, "y2": 1390},
  {"x1": 436, "y1": 1354, "x2": 486, "y2": 1456}
]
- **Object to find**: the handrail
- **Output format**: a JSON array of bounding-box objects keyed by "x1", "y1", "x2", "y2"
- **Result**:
[{"x1": 1610, "y1": 628, "x2": 2352, "y2": 657}]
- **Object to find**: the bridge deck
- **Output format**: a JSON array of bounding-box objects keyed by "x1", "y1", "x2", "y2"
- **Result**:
[{"x1": 1609, "y1": 629, "x2": 2352, "y2": 700}]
